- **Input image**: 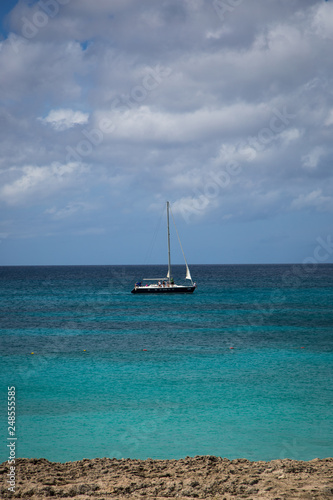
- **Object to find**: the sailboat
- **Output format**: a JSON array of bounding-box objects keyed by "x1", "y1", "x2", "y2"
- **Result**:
[{"x1": 131, "y1": 201, "x2": 196, "y2": 294}]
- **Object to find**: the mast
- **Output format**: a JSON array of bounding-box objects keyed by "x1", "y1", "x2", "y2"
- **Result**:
[{"x1": 167, "y1": 201, "x2": 171, "y2": 280}]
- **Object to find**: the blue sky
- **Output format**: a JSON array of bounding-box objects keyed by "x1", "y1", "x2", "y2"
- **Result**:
[{"x1": 0, "y1": 0, "x2": 333, "y2": 265}]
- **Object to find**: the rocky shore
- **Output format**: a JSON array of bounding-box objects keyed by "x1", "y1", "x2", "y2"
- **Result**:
[{"x1": 1, "y1": 456, "x2": 332, "y2": 499}]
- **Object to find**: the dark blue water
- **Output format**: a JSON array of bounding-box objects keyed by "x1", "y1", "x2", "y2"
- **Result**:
[{"x1": 0, "y1": 265, "x2": 332, "y2": 463}]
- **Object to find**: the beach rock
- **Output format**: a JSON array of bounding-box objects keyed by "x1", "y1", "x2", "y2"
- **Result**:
[{"x1": 0, "y1": 456, "x2": 332, "y2": 499}]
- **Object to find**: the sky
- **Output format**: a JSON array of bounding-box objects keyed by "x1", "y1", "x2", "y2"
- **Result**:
[{"x1": 0, "y1": 0, "x2": 333, "y2": 265}]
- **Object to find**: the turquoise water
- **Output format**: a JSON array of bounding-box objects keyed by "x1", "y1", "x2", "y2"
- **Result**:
[{"x1": 0, "y1": 264, "x2": 332, "y2": 463}]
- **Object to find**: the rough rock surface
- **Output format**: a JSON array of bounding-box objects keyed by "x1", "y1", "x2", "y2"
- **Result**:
[{"x1": 1, "y1": 456, "x2": 333, "y2": 499}]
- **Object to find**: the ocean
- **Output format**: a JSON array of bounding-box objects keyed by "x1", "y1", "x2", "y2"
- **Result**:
[{"x1": 0, "y1": 264, "x2": 332, "y2": 463}]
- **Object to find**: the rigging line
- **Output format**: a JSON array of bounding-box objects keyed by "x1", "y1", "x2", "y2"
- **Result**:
[
  {"x1": 169, "y1": 205, "x2": 193, "y2": 283},
  {"x1": 143, "y1": 205, "x2": 165, "y2": 266}
]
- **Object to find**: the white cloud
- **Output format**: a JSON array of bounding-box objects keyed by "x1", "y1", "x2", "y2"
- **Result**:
[
  {"x1": 0, "y1": 162, "x2": 88, "y2": 205},
  {"x1": 170, "y1": 195, "x2": 216, "y2": 221},
  {"x1": 96, "y1": 102, "x2": 269, "y2": 144},
  {"x1": 0, "y1": 40, "x2": 84, "y2": 102},
  {"x1": 291, "y1": 189, "x2": 333, "y2": 211},
  {"x1": 301, "y1": 147, "x2": 325, "y2": 170},
  {"x1": 39, "y1": 109, "x2": 89, "y2": 131},
  {"x1": 325, "y1": 108, "x2": 333, "y2": 126},
  {"x1": 312, "y1": 1, "x2": 333, "y2": 40},
  {"x1": 279, "y1": 128, "x2": 302, "y2": 145}
]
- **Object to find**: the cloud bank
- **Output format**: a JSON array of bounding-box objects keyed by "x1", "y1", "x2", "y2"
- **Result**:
[{"x1": 0, "y1": 0, "x2": 332, "y2": 264}]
